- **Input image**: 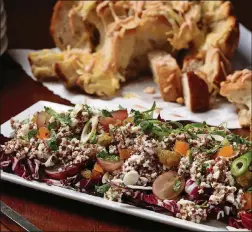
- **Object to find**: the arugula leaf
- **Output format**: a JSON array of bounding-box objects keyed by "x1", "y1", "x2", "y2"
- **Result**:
[
  {"x1": 201, "y1": 143, "x2": 222, "y2": 155},
  {"x1": 196, "y1": 179, "x2": 201, "y2": 185},
  {"x1": 97, "y1": 150, "x2": 120, "y2": 161},
  {"x1": 95, "y1": 184, "x2": 110, "y2": 196},
  {"x1": 48, "y1": 121, "x2": 57, "y2": 130},
  {"x1": 169, "y1": 121, "x2": 183, "y2": 129},
  {"x1": 140, "y1": 121, "x2": 153, "y2": 133},
  {"x1": 187, "y1": 130, "x2": 198, "y2": 139},
  {"x1": 28, "y1": 129, "x2": 38, "y2": 140},
  {"x1": 247, "y1": 187, "x2": 252, "y2": 192},
  {"x1": 188, "y1": 149, "x2": 195, "y2": 164},
  {"x1": 143, "y1": 102, "x2": 156, "y2": 114},
  {"x1": 131, "y1": 102, "x2": 157, "y2": 125},
  {"x1": 201, "y1": 163, "x2": 210, "y2": 174},
  {"x1": 173, "y1": 179, "x2": 181, "y2": 192},
  {"x1": 226, "y1": 133, "x2": 252, "y2": 146},
  {"x1": 184, "y1": 122, "x2": 205, "y2": 130},
  {"x1": 101, "y1": 110, "x2": 112, "y2": 117},
  {"x1": 47, "y1": 130, "x2": 58, "y2": 151},
  {"x1": 44, "y1": 107, "x2": 71, "y2": 125}
]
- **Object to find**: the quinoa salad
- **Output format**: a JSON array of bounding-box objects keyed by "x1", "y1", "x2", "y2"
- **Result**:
[{"x1": 1, "y1": 103, "x2": 251, "y2": 230}]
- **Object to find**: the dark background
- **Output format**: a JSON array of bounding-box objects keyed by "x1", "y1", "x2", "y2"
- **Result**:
[{"x1": 3, "y1": 0, "x2": 252, "y2": 50}]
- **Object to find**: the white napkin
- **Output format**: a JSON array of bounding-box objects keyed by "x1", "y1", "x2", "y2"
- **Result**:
[{"x1": 7, "y1": 25, "x2": 252, "y2": 129}]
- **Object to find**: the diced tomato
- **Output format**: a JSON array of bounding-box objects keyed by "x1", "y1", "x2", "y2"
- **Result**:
[
  {"x1": 99, "y1": 117, "x2": 122, "y2": 129},
  {"x1": 99, "y1": 110, "x2": 128, "y2": 128},
  {"x1": 216, "y1": 145, "x2": 233, "y2": 157},
  {"x1": 174, "y1": 140, "x2": 189, "y2": 156},
  {"x1": 111, "y1": 110, "x2": 128, "y2": 120},
  {"x1": 93, "y1": 162, "x2": 104, "y2": 173},
  {"x1": 37, "y1": 127, "x2": 50, "y2": 139}
]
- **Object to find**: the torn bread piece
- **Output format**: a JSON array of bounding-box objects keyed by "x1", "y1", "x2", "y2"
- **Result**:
[
  {"x1": 199, "y1": 46, "x2": 232, "y2": 87},
  {"x1": 182, "y1": 72, "x2": 210, "y2": 112},
  {"x1": 220, "y1": 69, "x2": 252, "y2": 128},
  {"x1": 28, "y1": 49, "x2": 64, "y2": 81},
  {"x1": 50, "y1": 1, "x2": 95, "y2": 52},
  {"x1": 148, "y1": 51, "x2": 182, "y2": 102}
]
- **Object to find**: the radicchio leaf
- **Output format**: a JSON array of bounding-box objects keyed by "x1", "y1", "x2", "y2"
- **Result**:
[
  {"x1": 185, "y1": 179, "x2": 199, "y2": 200},
  {"x1": 124, "y1": 191, "x2": 179, "y2": 215},
  {"x1": 78, "y1": 175, "x2": 102, "y2": 192},
  {"x1": 239, "y1": 211, "x2": 252, "y2": 230}
]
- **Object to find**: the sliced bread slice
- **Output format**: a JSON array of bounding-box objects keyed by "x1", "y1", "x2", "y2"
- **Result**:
[
  {"x1": 182, "y1": 72, "x2": 210, "y2": 112},
  {"x1": 148, "y1": 51, "x2": 182, "y2": 102}
]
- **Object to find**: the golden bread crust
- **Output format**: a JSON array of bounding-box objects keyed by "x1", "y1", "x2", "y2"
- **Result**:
[
  {"x1": 148, "y1": 51, "x2": 182, "y2": 102},
  {"x1": 220, "y1": 69, "x2": 252, "y2": 127}
]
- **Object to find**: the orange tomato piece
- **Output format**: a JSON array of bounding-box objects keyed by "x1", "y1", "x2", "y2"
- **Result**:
[
  {"x1": 93, "y1": 162, "x2": 104, "y2": 173},
  {"x1": 119, "y1": 148, "x2": 131, "y2": 160},
  {"x1": 242, "y1": 192, "x2": 252, "y2": 211},
  {"x1": 91, "y1": 169, "x2": 101, "y2": 179},
  {"x1": 37, "y1": 127, "x2": 50, "y2": 139},
  {"x1": 174, "y1": 140, "x2": 189, "y2": 156},
  {"x1": 216, "y1": 145, "x2": 233, "y2": 157}
]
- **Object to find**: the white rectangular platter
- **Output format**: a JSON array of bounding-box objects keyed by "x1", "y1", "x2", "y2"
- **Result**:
[{"x1": 0, "y1": 101, "x2": 229, "y2": 231}]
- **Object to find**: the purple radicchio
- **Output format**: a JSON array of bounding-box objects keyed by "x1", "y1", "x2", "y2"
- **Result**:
[{"x1": 124, "y1": 191, "x2": 179, "y2": 215}]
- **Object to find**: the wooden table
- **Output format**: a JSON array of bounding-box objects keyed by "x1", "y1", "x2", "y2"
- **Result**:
[{"x1": 0, "y1": 0, "x2": 251, "y2": 231}]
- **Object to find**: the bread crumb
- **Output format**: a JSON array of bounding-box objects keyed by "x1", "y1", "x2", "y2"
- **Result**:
[
  {"x1": 176, "y1": 97, "x2": 184, "y2": 105},
  {"x1": 123, "y1": 92, "x2": 137, "y2": 99},
  {"x1": 144, "y1": 87, "x2": 156, "y2": 94}
]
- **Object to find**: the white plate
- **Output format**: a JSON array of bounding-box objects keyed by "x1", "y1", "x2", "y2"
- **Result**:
[{"x1": 1, "y1": 100, "x2": 231, "y2": 231}]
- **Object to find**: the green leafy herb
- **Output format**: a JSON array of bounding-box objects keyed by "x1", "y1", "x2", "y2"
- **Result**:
[
  {"x1": 196, "y1": 179, "x2": 201, "y2": 185},
  {"x1": 44, "y1": 107, "x2": 71, "y2": 125},
  {"x1": 173, "y1": 179, "x2": 181, "y2": 192},
  {"x1": 140, "y1": 121, "x2": 153, "y2": 133},
  {"x1": 144, "y1": 102, "x2": 156, "y2": 114},
  {"x1": 28, "y1": 129, "x2": 38, "y2": 140},
  {"x1": 95, "y1": 184, "x2": 110, "y2": 196},
  {"x1": 188, "y1": 149, "x2": 195, "y2": 164},
  {"x1": 131, "y1": 102, "x2": 157, "y2": 125},
  {"x1": 46, "y1": 130, "x2": 58, "y2": 151},
  {"x1": 201, "y1": 163, "x2": 210, "y2": 174},
  {"x1": 187, "y1": 130, "x2": 197, "y2": 139},
  {"x1": 101, "y1": 110, "x2": 112, "y2": 117},
  {"x1": 97, "y1": 150, "x2": 120, "y2": 161},
  {"x1": 247, "y1": 187, "x2": 252, "y2": 192},
  {"x1": 226, "y1": 133, "x2": 252, "y2": 146},
  {"x1": 201, "y1": 144, "x2": 222, "y2": 155},
  {"x1": 184, "y1": 122, "x2": 205, "y2": 130},
  {"x1": 169, "y1": 121, "x2": 183, "y2": 129},
  {"x1": 48, "y1": 121, "x2": 57, "y2": 130}
]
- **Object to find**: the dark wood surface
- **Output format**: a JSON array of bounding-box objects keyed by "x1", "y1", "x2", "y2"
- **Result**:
[{"x1": 0, "y1": 0, "x2": 251, "y2": 231}]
